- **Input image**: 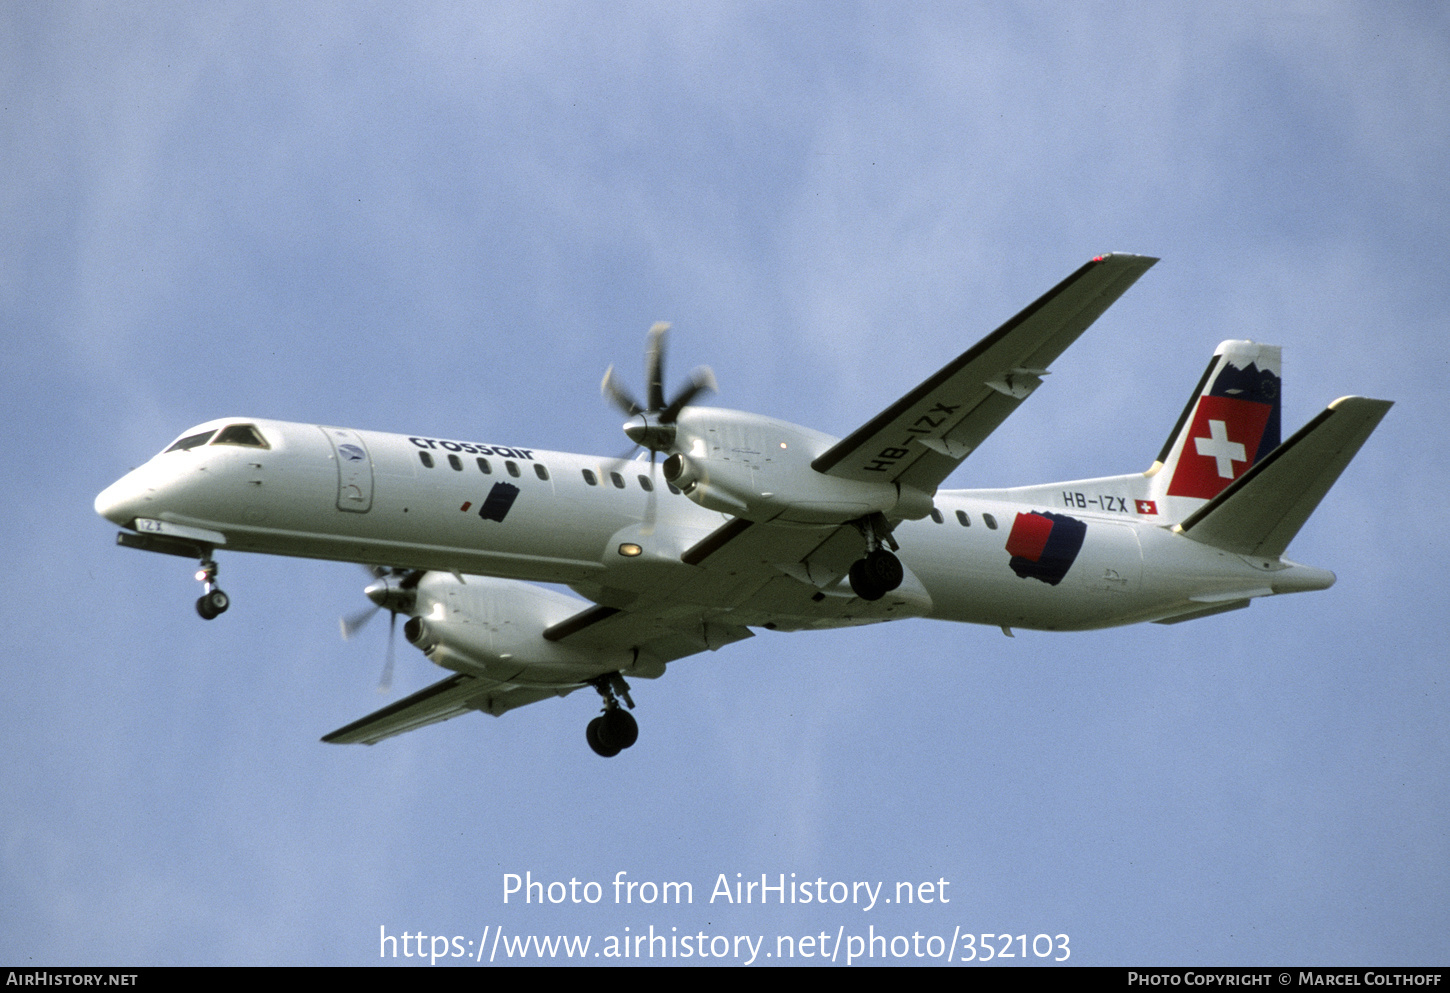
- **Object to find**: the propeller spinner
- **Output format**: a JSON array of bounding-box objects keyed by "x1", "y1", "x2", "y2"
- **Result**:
[
  {"x1": 339, "y1": 566, "x2": 423, "y2": 692},
  {"x1": 600, "y1": 323, "x2": 716, "y2": 533},
  {"x1": 601, "y1": 322, "x2": 715, "y2": 457}
]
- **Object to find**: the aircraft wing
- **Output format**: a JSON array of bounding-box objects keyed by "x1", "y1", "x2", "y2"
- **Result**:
[
  {"x1": 322, "y1": 604, "x2": 758, "y2": 746},
  {"x1": 811, "y1": 253, "x2": 1157, "y2": 495},
  {"x1": 602, "y1": 516, "x2": 934, "y2": 632},
  {"x1": 321, "y1": 674, "x2": 581, "y2": 745},
  {"x1": 541, "y1": 515, "x2": 930, "y2": 663}
]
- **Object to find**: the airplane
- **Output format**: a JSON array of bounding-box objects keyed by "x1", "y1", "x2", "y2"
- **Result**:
[{"x1": 94, "y1": 254, "x2": 1392, "y2": 757}]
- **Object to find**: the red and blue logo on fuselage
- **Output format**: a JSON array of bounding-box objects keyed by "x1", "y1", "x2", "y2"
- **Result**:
[{"x1": 1005, "y1": 511, "x2": 1087, "y2": 586}]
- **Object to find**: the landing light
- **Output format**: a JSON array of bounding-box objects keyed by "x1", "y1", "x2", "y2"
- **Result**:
[{"x1": 618, "y1": 543, "x2": 643, "y2": 557}]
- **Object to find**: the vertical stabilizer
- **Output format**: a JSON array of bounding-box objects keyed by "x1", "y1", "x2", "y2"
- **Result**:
[{"x1": 1148, "y1": 341, "x2": 1281, "y2": 521}]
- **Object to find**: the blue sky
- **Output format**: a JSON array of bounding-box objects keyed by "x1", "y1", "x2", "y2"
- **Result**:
[{"x1": 3, "y1": 2, "x2": 1446, "y2": 966}]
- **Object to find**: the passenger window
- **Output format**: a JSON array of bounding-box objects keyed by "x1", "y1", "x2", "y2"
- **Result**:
[
  {"x1": 534, "y1": 464, "x2": 550, "y2": 481},
  {"x1": 956, "y1": 510, "x2": 970, "y2": 527},
  {"x1": 610, "y1": 472, "x2": 625, "y2": 489},
  {"x1": 930, "y1": 508, "x2": 943, "y2": 524},
  {"x1": 165, "y1": 430, "x2": 216, "y2": 453},
  {"x1": 418, "y1": 451, "x2": 435, "y2": 469},
  {"x1": 506, "y1": 461, "x2": 521, "y2": 478},
  {"x1": 477, "y1": 457, "x2": 492, "y2": 474},
  {"x1": 448, "y1": 454, "x2": 462, "y2": 471},
  {"x1": 984, "y1": 513, "x2": 998, "y2": 530},
  {"x1": 638, "y1": 475, "x2": 653, "y2": 492},
  {"x1": 582, "y1": 469, "x2": 598, "y2": 486},
  {"x1": 667, "y1": 482, "x2": 681, "y2": 495},
  {"x1": 212, "y1": 423, "x2": 269, "y2": 448}
]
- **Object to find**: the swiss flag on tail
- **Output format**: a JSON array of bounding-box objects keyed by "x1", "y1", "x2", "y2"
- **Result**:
[{"x1": 1166, "y1": 395, "x2": 1273, "y2": 500}]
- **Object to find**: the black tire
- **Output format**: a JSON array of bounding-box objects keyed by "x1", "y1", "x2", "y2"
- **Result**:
[
  {"x1": 195, "y1": 595, "x2": 217, "y2": 620},
  {"x1": 849, "y1": 559, "x2": 886, "y2": 601},
  {"x1": 601, "y1": 708, "x2": 639, "y2": 750},
  {"x1": 866, "y1": 549, "x2": 903, "y2": 591},
  {"x1": 205, "y1": 589, "x2": 230, "y2": 615},
  {"x1": 587, "y1": 716, "x2": 622, "y2": 757}
]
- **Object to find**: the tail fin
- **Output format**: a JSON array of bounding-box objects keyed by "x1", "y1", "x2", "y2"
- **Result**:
[
  {"x1": 1175, "y1": 395, "x2": 1392, "y2": 558},
  {"x1": 1148, "y1": 340, "x2": 1282, "y2": 519}
]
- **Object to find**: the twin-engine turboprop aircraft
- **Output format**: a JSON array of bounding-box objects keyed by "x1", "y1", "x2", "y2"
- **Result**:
[{"x1": 95, "y1": 255, "x2": 1392, "y2": 756}]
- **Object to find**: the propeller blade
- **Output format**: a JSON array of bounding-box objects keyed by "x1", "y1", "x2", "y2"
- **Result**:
[
  {"x1": 660, "y1": 366, "x2": 717, "y2": 423},
  {"x1": 378, "y1": 611, "x2": 397, "y2": 693},
  {"x1": 341, "y1": 603, "x2": 380, "y2": 640},
  {"x1": 602, "y1": 322, "x2": 712, "y2": 471},
  {"x1": 604, "y1": 443, "x2": 644, "y2": 481},
  {"x1": 646, "y1": 322, "x2": 669, "y2": 412},
  {"x1": 601, "y1": 365, "x2": 644, "y2": 417}
]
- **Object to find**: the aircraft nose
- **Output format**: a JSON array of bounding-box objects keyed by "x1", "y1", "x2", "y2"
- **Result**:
[{"x1": 95, "y1": 472, "x2": 148, "y2": 526}]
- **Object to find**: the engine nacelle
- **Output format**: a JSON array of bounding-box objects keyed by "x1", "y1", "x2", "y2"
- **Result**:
[
  {"x1": 666, "y1": 406, "x2": 935, "y2": 525},
  {"x1": 403, "y1": 574, "x2": 663, "y2": 684}
]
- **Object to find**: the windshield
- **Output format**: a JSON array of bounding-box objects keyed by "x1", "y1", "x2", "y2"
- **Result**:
[
  {"x1": 163, "y1": 429, "x2": 216, "y2": 453},
  {"x1": 211, "y1": 423, "x2": 270, "y2": 448}
]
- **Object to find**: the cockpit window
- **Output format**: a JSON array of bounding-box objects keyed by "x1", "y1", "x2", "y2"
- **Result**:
[
  {"x1": 211, "y1": 423, "x2": 270, "y2": 449},
  {"x1": 164, "y1": 429, "x2": 217, "y2": 453}
]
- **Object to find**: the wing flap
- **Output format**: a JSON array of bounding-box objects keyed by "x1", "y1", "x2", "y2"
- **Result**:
[{"x1": 812, "y1": 254, "x2": 1157, "y2": 491}]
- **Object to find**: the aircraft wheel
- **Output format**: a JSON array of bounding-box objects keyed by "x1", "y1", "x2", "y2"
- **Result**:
[
  {"x1": 849, "y1": 559, "x2": 886, "y2": 601},
  {"x1": 865, "y1": 549, "x2": 904, "y2": 591},
  {"x1": 195, "y1": 589, "x2": 229, "y2": 620},
  {"x1": 587, "y1": 716, "x2": 622, "y2": 758},
  {"x1": 601, "y1": 708, "x2": 639, "y2": 750}
]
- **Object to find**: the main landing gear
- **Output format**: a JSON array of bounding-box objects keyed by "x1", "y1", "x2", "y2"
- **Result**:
[
  {"x1": 847, "y1": 515, "x2": 904, "y2": 601},
  {"x1": 586, "y1": 673, "x2": 639, "y2": 758},
  {"x1": 194, "y1": 556, "x2": 230, "y2": 620},
  {"x1": 849, "y1": 549, "x2": 904, "y2": 601}
]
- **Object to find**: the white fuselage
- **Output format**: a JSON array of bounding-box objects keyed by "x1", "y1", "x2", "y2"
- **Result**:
[{"x1": 95, "y1": 416, "x2": 1334, "y2": 635}]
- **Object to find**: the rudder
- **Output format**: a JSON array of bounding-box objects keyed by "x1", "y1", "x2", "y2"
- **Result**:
[{"x1": 1148, "y1": 340, "x2": 1282, "y2": 519}]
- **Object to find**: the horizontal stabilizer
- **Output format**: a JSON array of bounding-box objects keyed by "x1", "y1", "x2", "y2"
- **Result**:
[{"x1": 1176, "y1": 396, "x2": 1392, "y2": 558}]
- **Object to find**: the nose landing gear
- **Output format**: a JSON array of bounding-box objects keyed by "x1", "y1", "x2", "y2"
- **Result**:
[
  {"x1": 194, "y1": 558, "x2": 230, "y2": 620},
  {"x1": 586, "y1": 673, "x2": 639, "y2": 757}
]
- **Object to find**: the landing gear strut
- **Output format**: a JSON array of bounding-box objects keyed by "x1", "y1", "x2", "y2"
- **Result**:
[
  {"x1": 194, "y1": 556, "x2": 230, "y2": 620},
  {"x1": 585, "y1": 673, "x2": 639, "y2": 757},
  {"x1": 848, "y1": 515, "x2": 904, "y2": 601}
]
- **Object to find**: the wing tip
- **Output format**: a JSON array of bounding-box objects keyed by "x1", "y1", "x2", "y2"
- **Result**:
[
  {"x1": 1327, "y1": 394, "x2": 1394, "y2": 413},
  {"x1": 1091, "y1": 252, "x2": 1160, "y2": 267}
]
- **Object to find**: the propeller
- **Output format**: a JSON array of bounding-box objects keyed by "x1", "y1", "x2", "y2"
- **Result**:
[
  {"x1": 339, "y1": 566, "x2": 423, "y2": 692},
  {"x1": 601, "y1": 323, "x2": 716, "y2": 533}
]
